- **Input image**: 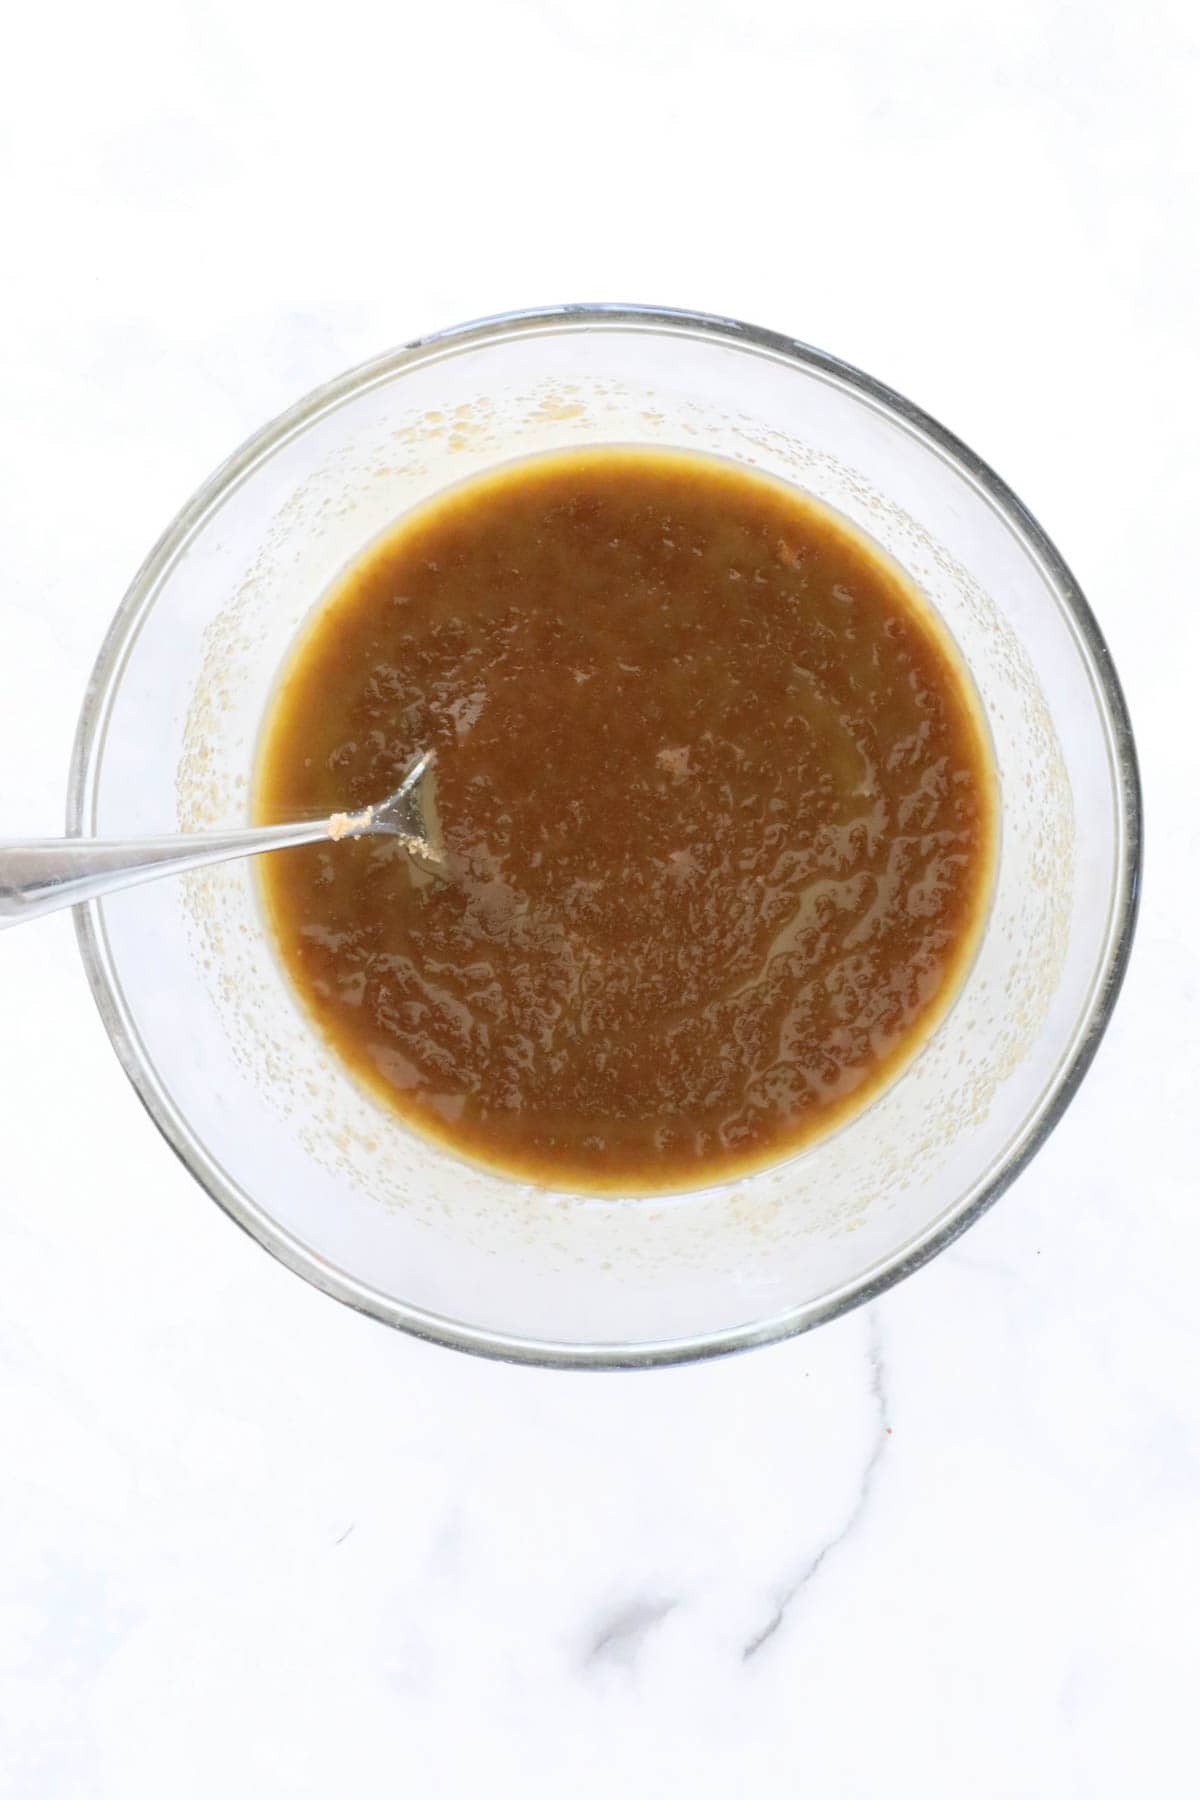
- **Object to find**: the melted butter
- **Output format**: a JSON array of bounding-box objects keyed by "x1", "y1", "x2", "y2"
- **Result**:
[{"x1": 255, "y1": 447, "x2": 996, "y2": 1192}]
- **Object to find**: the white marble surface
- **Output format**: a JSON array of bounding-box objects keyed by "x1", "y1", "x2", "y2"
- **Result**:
[{"x1": 1, "y1": 3, "x2": 1197, "y2": 1793}]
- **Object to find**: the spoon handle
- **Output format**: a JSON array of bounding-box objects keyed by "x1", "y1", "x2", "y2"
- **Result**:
[{"x1": 0, "y1": 819, "x2": 330, "y2": 928}]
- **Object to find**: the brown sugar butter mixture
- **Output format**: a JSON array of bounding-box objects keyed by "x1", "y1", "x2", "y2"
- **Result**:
[{"x1": 255, "y1": 447, "x2": 996, "y2": 1191}]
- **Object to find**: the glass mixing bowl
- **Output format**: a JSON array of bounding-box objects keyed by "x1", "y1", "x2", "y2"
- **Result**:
[{"x1": 69, "y1": 305, "x2": 1141, "y2": 1367}]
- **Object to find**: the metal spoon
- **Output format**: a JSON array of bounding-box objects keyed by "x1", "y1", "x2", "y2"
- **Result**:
[{"x1": 0, "y1": 753, "x2": 439, "y2": 929}]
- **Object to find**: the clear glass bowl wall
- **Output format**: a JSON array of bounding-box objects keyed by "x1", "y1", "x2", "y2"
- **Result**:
[{"x1": 70, "y1": 308, "x2": 1139, "y2": 1365}]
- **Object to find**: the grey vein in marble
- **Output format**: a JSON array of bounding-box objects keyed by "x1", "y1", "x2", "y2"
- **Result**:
[
  {"x1": 742, "y1": 1312, "x2": 891, "y2": 1661},
  {"x1": 583, "y1": 1597, "x2": 679, "y2": 1670}
]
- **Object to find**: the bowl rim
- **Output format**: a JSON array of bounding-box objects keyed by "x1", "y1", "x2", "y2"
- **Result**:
[{"x1": 67, "y1": 301, "x2": 1143, "y2": 1370}]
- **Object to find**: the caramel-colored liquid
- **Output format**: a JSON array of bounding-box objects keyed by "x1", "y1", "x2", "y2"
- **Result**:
[{"x1": 255, "y1": 448, "x2": 995, "y2": 1191}]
